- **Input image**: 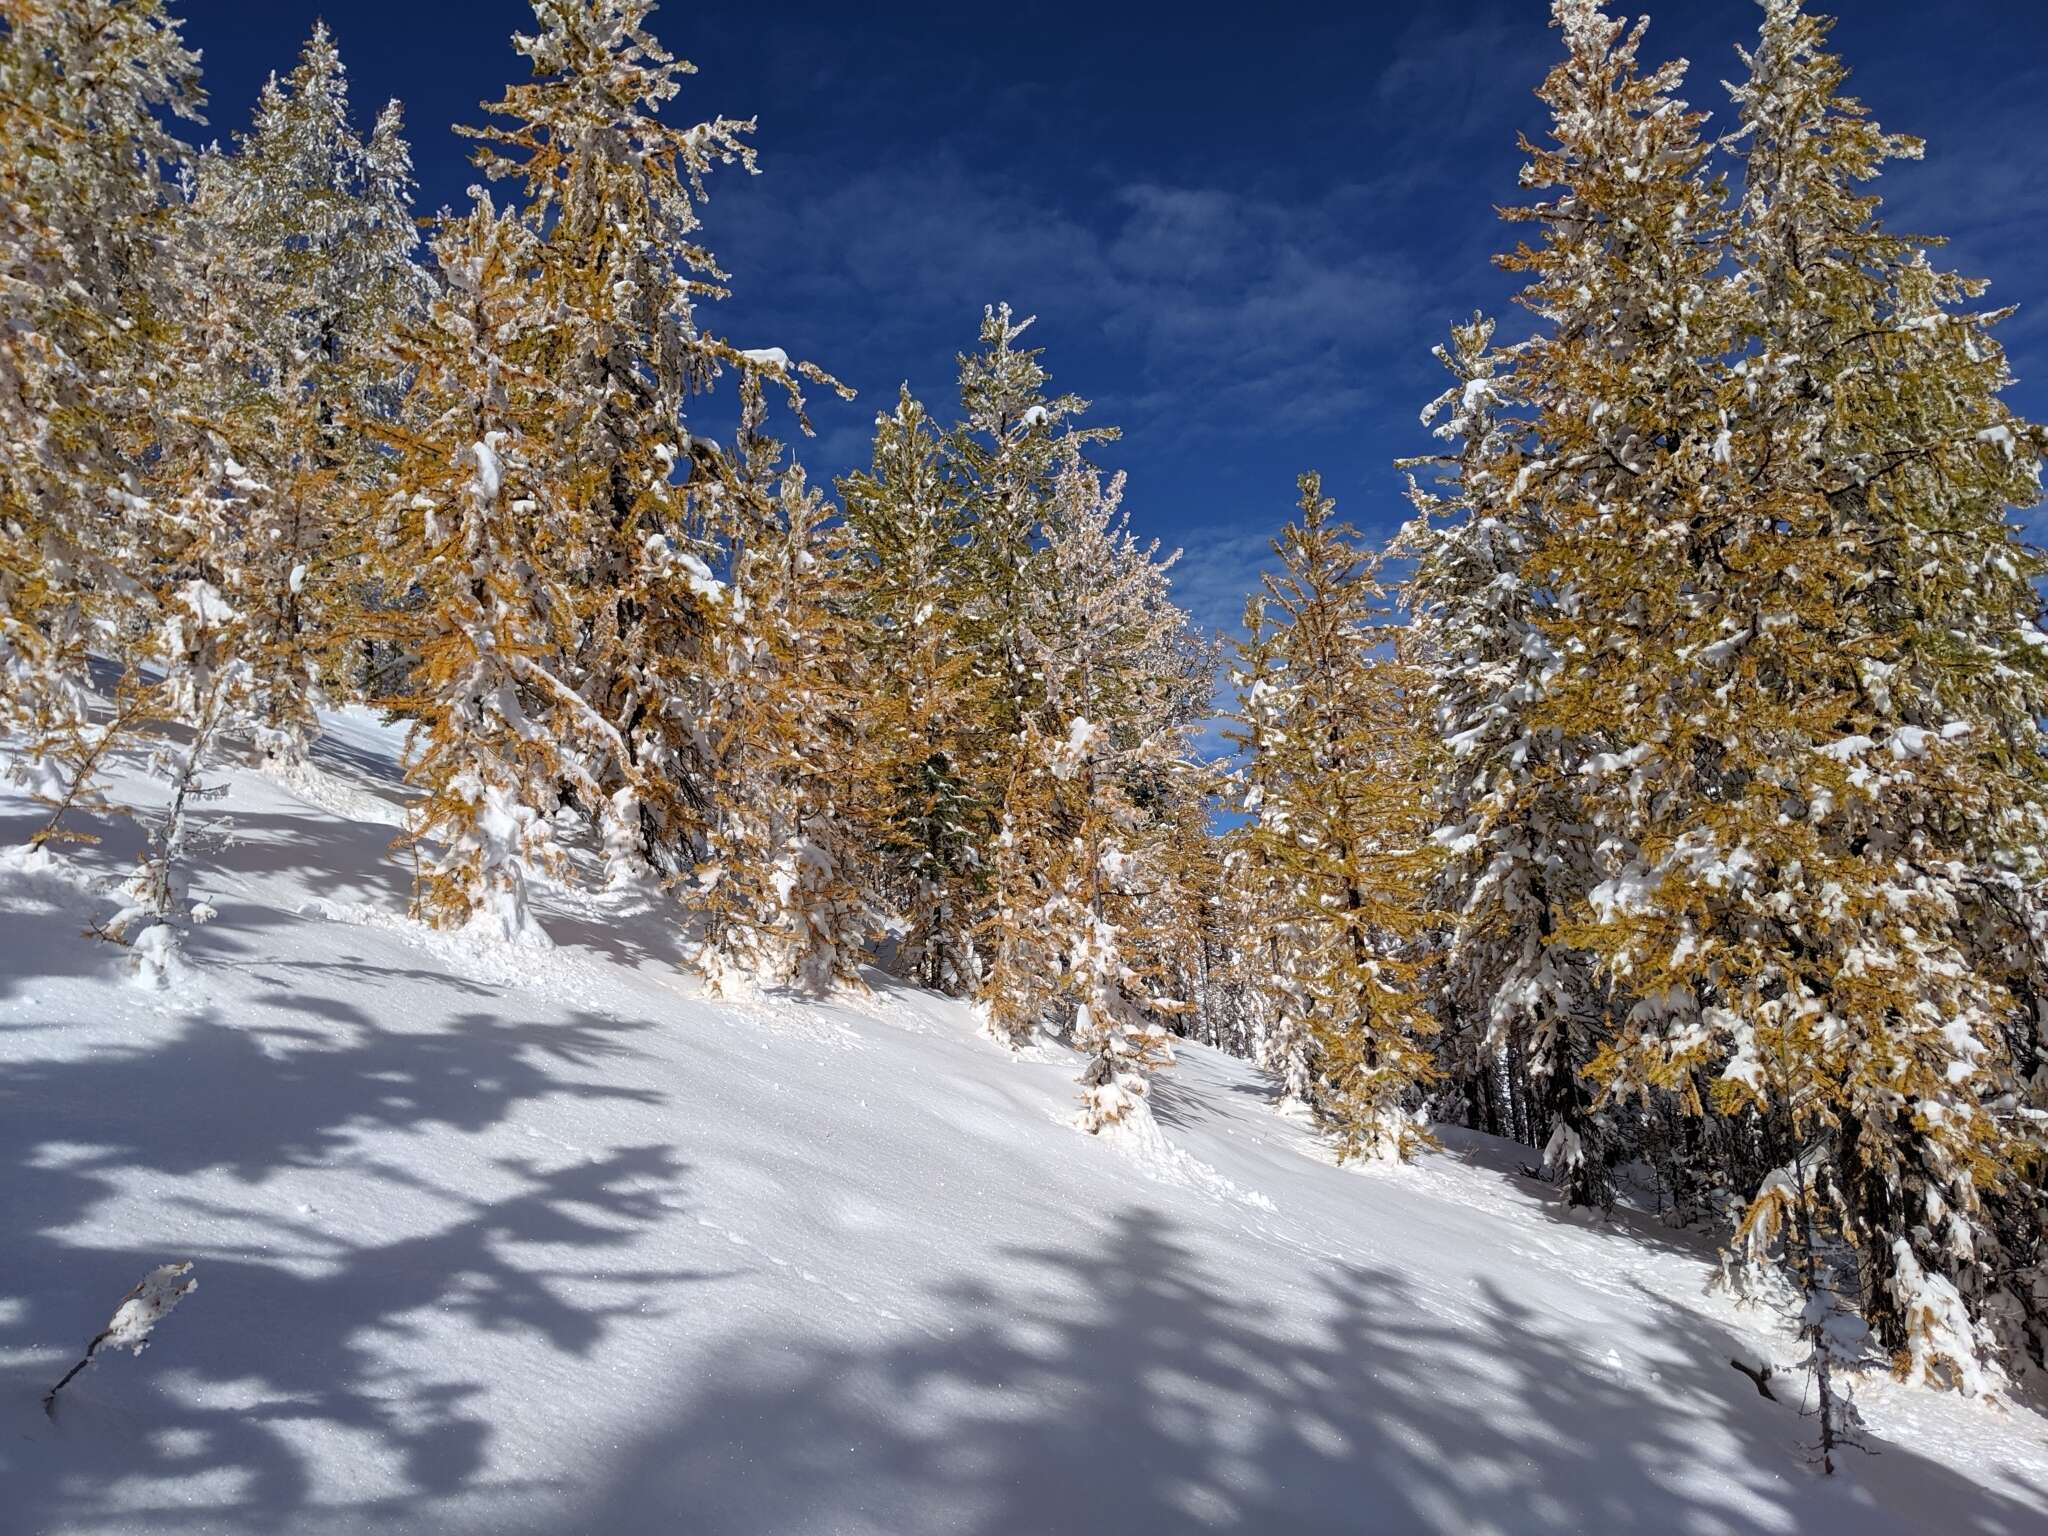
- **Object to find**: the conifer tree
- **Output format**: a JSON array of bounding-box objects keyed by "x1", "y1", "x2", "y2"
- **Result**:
[
  {"x1": 370, "y1": 0, "x2": 846, "y2": 943},
  {"x1": 1525, "y1": 0, "x2": 2048, "y2": 1387},
  {"x1": 1497, "y1": 0, "x2": 1732, "y2": 1210},
  {"x1": 460, "y1": 0, "x2": 846, "y2": 891},
  {"x1": 1735, "y1": 1137, "x2": 1867, "y2": 1472},
  {"x1": 977, "y1": 724, "x2": 1063, "y2": 1044},
  {"x1": 1405, "y1": 0, "x2": 2048, "y2": 1387},
  {"x1": 951, "y1": 305, "x2": 1101, "y2": 750},
  {"x1": 1029, "y1": 446, "x2": 1202, "y2": 1129},
  {"x1": 1401, "y1": 323, "x2": 1533, "y2": 1154},
  {"x1": 948, "y1": 308, "x2": 1116, "y2": 1043},
  {"x1": 1733, "y1": 0, "x2": 2048, "y2": 1385},
  {"x1": 1234, "y1": 475, "x2": 1440, "y2": 1160},
  {"x1": 749, "y1": 459, "x2": 879, "y2": 992},
  {"x1": 0, "y1": 0, "x2": 203, "y2": 844},
  {"x1": 1140, "y1": 758, "x2": 1232, "y2": 1050},
  {"x1": 1399, "y1": 318, "x2": 1536, "y2": 1132},
  {"x1": 373, "y1": 194, "x2": 609, "y2": 942},
  {"x1": 187, "y1": 23, "x2": 427, "y2": 763},
  {"x1": 839, "y1": 387, "x2": 985, "y2": 993},
  {"x1": 694, "y1": 380, "x2": 878, "y2": 993},
  {"x1": 194, "y1": 18, "x2": 428, "y2": 753},
  {"x1": 1194, "y1": 838, "x2": 1265, "y2": 1059},
  {"x1": 1228, "y1": 597, "x2": 1318, "y2": 1104},
  {"x1": 1048, "y1": 712, "x2": 1178, "y2": 1133}
]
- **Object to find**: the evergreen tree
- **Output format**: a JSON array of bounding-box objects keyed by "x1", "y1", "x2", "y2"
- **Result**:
[
  {"x1": 1533, "y1": 0, "x2": 2048, "y2": 1389},
  {"x1": 947, "y1": 308, "x2": 1114, "y2": 1043},
  {"x1": 1140, "y1": 758, "x2": 1232, "y2": 1052},
  {"x1": 187, "y1": 23, "x2": 428, "y2": 763},
  {"x1": 1228, "y1": 592, "x2": 1318, "y2": 1104},
  {"x1": 1398, "y1": 168, "x2": 1624, "y2": 1206},
  {"x1": 839, "y1": 386, "x2": 985, "y2": 993},
  {"x1": 1735, "y1": 1139, "x2": 1868, "y2": 1471},
  {"x1": 1403, "y1": 0, "x2": 2048, "y2": 1392},
  {"x1": 369, "y1": 0, "x2": 846, "y2": 943},
  {"x1": 951, "y1": 305, "x2": 1101, "y2": 751},
  {"x1": 1499, "y1": 0, "x2": 1733, "y2": 1212},
  {"x1": 1029, "y1": 445, "x2": 1203, "y2": 1129},
  {"x1": 977, "y1": 719, "x2": 1063, "y2": 1044},
  {"x1": 373, "y1": 194, "x2": 605, "y2": 942}
]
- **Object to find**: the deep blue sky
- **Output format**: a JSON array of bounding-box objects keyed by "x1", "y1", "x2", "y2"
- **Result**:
[{"x1": 177, "y1": 0, "x2": 2048, "y2": 638}]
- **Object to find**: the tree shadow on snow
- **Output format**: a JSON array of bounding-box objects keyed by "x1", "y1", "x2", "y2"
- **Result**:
[
  {"x1": 1419, "y1": 1127, "x2": 1736, "y2": 1272},
  {"x1": 0, "y1": 1002, "x2": 713, "y2": 1532},
  {"x1": 571, "y1": 1205, "x2": 2048, "y2": 1536}
]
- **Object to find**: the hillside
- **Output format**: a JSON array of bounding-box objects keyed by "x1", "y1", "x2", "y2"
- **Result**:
[{"x1": 0, "y1": 710, "x2": 2040, "y2": 1535}]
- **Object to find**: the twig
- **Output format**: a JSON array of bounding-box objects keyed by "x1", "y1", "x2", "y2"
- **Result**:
[{"x1": 1730, "y1": 1358, "x2": 1778, "y2": 1401}]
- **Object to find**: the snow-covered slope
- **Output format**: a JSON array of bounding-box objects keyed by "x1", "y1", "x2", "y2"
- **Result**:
[{"x1": 3, "y1": 711, "x2": 2045, "y2": 1535}]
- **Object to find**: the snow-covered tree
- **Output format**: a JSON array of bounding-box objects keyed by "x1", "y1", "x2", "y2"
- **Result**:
[
  {"x1": 459, "y1": 0, "x2": 846, "y2": 893},
  {"x1": 1404, "y1": 0, "x2": 2048, "y2": 1390},
  {"x1": 1028, "y1": 446, "x2": 1203, "y2": 1129},
  {"x1": 1542, "y1": 0, "x2": 2048, "y2": 1387},
  {"x1": 373, "y1": 195, "x2": 599, "y2": 942},
  {"x1": 1400, "y1": 309, "x2": 1606, "y2": 1199},
  {"x1": 1139, "y1": 757, "x2": 1233, "y2": 1053},
  {"x1": 372, "y1": 0, "x2": 846, "y2": 944},
  {"x1": 1491, "y1": 0, "x2": 1734, "y2": 1211},
  {"x1": 1736, "y1": 1143, "x2": 1868, "y2": 1472},
  {"x1": 1229, "y1": 592, "x2": 1317, "y2": 1104},
  {"x1": 839, "y1": 386, "x2": 985, "y2": 993},
  {"x1": 943, "y1": 309, "x2": 1117, "y2": 1042},
  {"x1": 1232, "y1": 475, "x2": 1440, "y2": 1161},
  {"x1": 188, "y1": 23, "x2": 428, "y2": 760},
  {"x1": 977, "y1": 721, "x2": 1063, "y2": 1044},
  {"x1": 0, "y1": 0, "x2": 203, "y2": 844},
  {"x1": 1050, "y1": 717, "x2": 1178, "y2": 1133},
  {"x1": 695, "y1": 380, "x2": 879, "y2": 993},
  {"x1": 100, "y1": 413, "x2": 261, "y2": 979},
  {"x1": 951, "y1": 305, "x2": 1102, "y2": 751}
]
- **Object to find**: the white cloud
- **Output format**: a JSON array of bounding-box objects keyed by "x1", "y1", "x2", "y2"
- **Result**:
[{"x1": 706, "y1": 151, "x2": 1432, "y2": 447}]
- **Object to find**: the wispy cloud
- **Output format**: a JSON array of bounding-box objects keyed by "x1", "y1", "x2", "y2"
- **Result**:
[
  {"x1": 1165, "y1": 523, "x2": 1282, "y2": 642},
  {"x1": 708, "y1": 151, "x2": 1435, "y2": 452}
]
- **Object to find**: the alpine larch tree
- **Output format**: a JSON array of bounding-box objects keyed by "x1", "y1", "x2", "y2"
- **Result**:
[
  {"x1": 1233, "y1": 474, "x2": 1441, "y2": 1161},
  {"x1": 0, "y1": 0, "x2": 204, "y2": 844},
  {"x1": 189, "y1": 21, "x2": 427, "y2": 764},
  {"x1": 376, "y1": 0, "x2": 845, "y2": 944},
  {"x1": 1410, "y1": 0, "x2": 2048, "y2": 1399},
  {"x1": 839, "y1": 385, "x2": 986, "y2": 995}
]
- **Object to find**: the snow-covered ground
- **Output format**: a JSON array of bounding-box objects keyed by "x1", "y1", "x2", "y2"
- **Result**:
[{"x1": 3, "y1": 709, "x2": 2046, "y2": 1535}]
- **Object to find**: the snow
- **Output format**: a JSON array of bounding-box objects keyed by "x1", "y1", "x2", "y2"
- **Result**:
[
  {"x1": 676, "y1": 550, "x2": 725, "y2": 604},
  {"x1": 468, "y1": 434, "x2": 504, "y2": 504},
  {"x1": 640, "y1": 535, "x2": 726, "y2": 604},
  {"x1": 177, "y1": 579, "x2": 237, "y2": 627},
  {"x1": 3, "y1": 708, "x2": 2046, "y2": 1534},
  {"x1": 1977, "y1": 424, "x2": 2017, "y2": 460},
  {"x1": 1048, "y1": 715, "x2": 1100, "y2": 780},
  {"x1": 740, "y1": 346, "x2": 789, "y2": 370},
  {"x1": 1890, "y1": 725, "x2": 1932, "y2": 760},
  {"x1": 98, "y1": 1264, "x2": 199, "y2": 1357}
]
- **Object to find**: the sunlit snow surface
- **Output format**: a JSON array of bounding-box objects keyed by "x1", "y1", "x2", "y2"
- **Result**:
[{"x1": 3, "y1": 708, "x2": 2045, "y2": 1534}]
